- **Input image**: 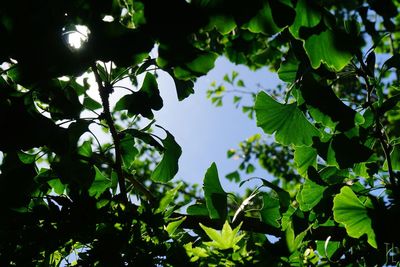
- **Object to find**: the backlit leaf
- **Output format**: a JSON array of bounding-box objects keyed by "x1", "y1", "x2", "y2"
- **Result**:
[
  {"x1": 289, "y1": 0, "x2": 321, "y2": 39},
  {"x1": 151, "y1": 131, "x2": 182, "y2": 182},
  {"x1": 260, "y1": 193, "x2": 281, "y2": 228},
  {"x1": 294, "y1": 146, "x2": 317, "y2": 178},
  {"x1": 89, "y1": 166, "x2": 111, "y2": 198},
  {"x1": 255, "y1": 91, "x2": 320, "y2": 146},
  {"x1": 333, "y1": 186, "x2": 377, "y2": 248},
  {"x1": 296, "y1": 179, "x2": 326, "y2": 212},
  {"x1": 304, "y1": 30, "x2": 352, "y2": 71},
  {"x1": 203, "y1": 163, "x2": 227, "y2": 220}
]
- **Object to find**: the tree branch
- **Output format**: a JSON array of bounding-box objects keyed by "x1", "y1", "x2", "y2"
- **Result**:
[{"x1": 91, "y1": 63, "x2": 128, "y2": 204}]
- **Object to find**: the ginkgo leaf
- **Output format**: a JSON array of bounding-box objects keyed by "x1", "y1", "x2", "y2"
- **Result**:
[
  {"x1": 333, "y1": 186, "x2": 377, "y2": 248},
  {"x1": 255, "y1": 91, "x2": 320, "y2": 146},
  {"x1": 89, "y1": 166, "x2": 111, "y2": 198},
  {"x1": 203, "y1": 163, "x2": 227, "y2": 220},
  {"x1": 244, "y1": 2, "x2": 281, "y2": 34},
  {"x1": 114, "y1": 72, "x2": 163, "y2": 119},
  {"x1": 260, "y1": 193, "x2": 281, "y2": 228},
  {"x1": 304, "y1": 30, "x2": 352, "y2": 71},
  {"x1": 289, "y1": 0, "x2": 321, "y2": 39},
  {"x1": 151, "y1": 131, "x2": 182, "y2": 182},
  {"x1": 296, "y1": 179, "x2": 326, "y2": 212},
  {"x1": 294, "y1": 146, "x2": 317, "y2": 178}
]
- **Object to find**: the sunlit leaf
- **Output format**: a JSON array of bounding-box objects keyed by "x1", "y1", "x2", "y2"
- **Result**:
[
  {"x1": 166, "y1": 216, "x2": 186, "y2": 236},
  {"x1": 294, "y1": 146, "x2": 317, "y2": 178},
  {"x1": 304, "y1": 30, "x2": 352, "y2": 71},
  {"x1": 333, "y1": 186, "x2": 377, "y2": 248},
  {"x1": 200, "y1": 221, "x2": 244, "y2": 250},
  {"x1": 156, "y1": 182, "x2": 182, "y2": 213},
  {"x1": 255, "y1": 91, "x2": 320, "y2": 146},
  {"x1": 296, "y1": 179, "x2": 326, "y2": 212}
]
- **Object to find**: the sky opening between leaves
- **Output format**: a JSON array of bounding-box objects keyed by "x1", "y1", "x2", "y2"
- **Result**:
[{"x1": 80, "y1": 55, "x2": 281, "y2": 193}]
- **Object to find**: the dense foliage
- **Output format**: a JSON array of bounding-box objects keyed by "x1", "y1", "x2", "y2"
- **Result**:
[{"x1": 1, "y1": 0, "x2": 400, "y2": 266}]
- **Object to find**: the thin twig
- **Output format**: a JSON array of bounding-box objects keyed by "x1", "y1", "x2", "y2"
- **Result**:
[{"x1": 357, "y1": 54, "x2": 397, "y2": 188}]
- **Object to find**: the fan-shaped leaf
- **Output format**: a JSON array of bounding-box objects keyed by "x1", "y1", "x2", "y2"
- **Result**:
[
  {"x1": 333, "y1": 186, "x2": 377, "y2": 248},
  {"x1": 255, "y1": 91, "x2": 320, "y2": 146},
  {"x1": 151, "y1": 131, "x2": 182, "y2": 182},
  {"x1": 296, "y1": 179, "x2": 326, "y2": 212}
]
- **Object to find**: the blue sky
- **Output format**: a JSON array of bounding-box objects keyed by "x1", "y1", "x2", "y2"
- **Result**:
[{"x1": 152, "y1": 57, "x2": 281, "y2": 192}]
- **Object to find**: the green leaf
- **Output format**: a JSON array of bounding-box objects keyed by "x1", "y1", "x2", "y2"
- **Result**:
[
  {"x1": 200, "y1": 221, "x2": 244, "y2": 250},
  {"x1": 300, "y1": 74, "x2": 360, "y2": 131},
  {"x1": 278, "y1": 55, "x2": 299, "y2": 83},
  {"x1": 203, "y1": 163, "x2": 227, "y2": 220},
  {"x1": 48, "y1": 179, "x2": 65, "y2": 195},
  {"x1": 294, "y1": 146, "x2": 317, "y2": 178},
  {"x1": 186, "y1": 203, "x2": 209, "y2": 216},
  {"x1": 210, "y1": 15, "x2": 236, "y2": 34},
  {"x1": 151, "y1": 131, "x2": 182, "y2": 182},
  {"x1": 186, "y1": 203, "x2": 208, "y2": 216},
  {"x1": 123, "y1": 129, "x2": 163, "y2": 151},
  {"x1": 316, "y1": 239, "x2": 341, "y2": 260},
  {"x1": 78, "y1": 140, "x2": 93, "y2": 158},
  {"x1": 184, "y1": 242, "x2": 208, "y2": 260},
  {"x1": 226, "y1": 170, "x2": 240, "y2": 182},
  {"x1": 244, "y1": 2, "x2": 281, "y2": 35},
  {"x1": 260, "y1": 194, "x2": 281, "y2": 228},
  {"x1": 186, "y1": 52, "x2": 218, "y2": 75},
  {"x1": 289, "y1": 0, "x2": 321, "y2": 39},
  {"x1": 156, "y1": 182, "x2": 182, "y2": 213},
  {"x1": 333, "y1": 186, "x2": 377, "y2": 248},
  {"x1": 89, "y1": 166, "x2": 111, "y2": 198},
  {"x1": 173, "y1": 77, "x2": 195, "y2": 101},
  {"x1": 383, "y1": 54, "x2": 400, "y2": 71},
  {"x1": 296, "y1": 179, "x2": 326, "y2": 212},
  {"x1": 384, "y1": 144, "x2": 400, "y2": 171},
  {"x1": 83, "y1": 94, "x2": 102, "y2": 110},
  {"x1": 304, "y1": 30, "x2": 352, "y2": 71},
  {"x1": 166, "y1": 217, "x2": 186, "y2": 236},
  {"x1": 120, "y1": 134, "x2": 139, "y2": 169},
  {"x1": 286, "y1": 222, "x2": 308, "y2": 252},
  {"x1": 114, "y1": 72, "x2": 163, "y2": 119},
  {"x1": 327, "y1": 134, "x2": 374, "y2": 169},
  {"x1": 255, "y1": 91, "x2": 320, "y2": 146},
  {"x1": 165, "y1": 68, "x2": 195, "y2": 101},
  {"x1": 237, "y1": 80, "x2": 245, "y2": 87},
  {"x1": 17, "y1": 151, "x2": 36, "y2": 164}
]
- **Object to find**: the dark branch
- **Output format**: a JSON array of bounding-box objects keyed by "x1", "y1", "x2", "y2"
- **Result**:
[{"x1": 91, "y1": 63, "x2": 128, "y2": 204}]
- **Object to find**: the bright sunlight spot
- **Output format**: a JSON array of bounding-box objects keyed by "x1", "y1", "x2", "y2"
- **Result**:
[{"x1": 65, "y1": 25, "x2": 90, "y2": 50}]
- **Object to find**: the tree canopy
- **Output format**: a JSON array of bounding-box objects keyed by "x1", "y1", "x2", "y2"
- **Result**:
[{"x1": 1, "y1": 0, "x2": 400, "y2": 266}]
